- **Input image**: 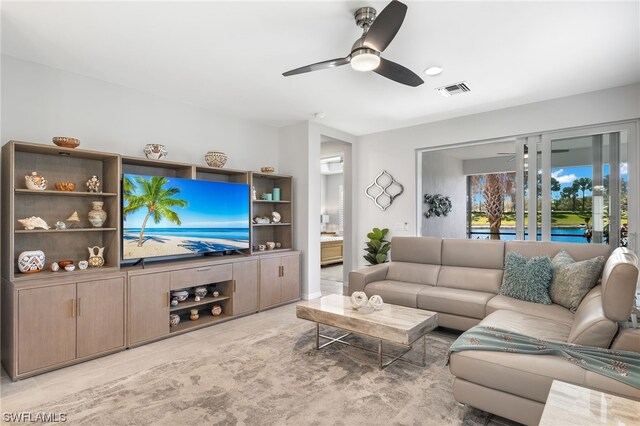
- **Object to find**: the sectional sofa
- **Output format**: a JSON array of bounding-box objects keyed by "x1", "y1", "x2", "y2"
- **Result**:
[{"x1": 348, "y1": 237, "x2": 639, "y2": 425}]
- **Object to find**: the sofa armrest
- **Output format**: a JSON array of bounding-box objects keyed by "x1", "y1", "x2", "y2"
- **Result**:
[{"x1": 347, "y1": 264, "x2": 389, "y2": 295}]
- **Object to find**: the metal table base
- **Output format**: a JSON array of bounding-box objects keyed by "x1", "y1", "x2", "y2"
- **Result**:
[{"x1": 315, "y1": 323, "x2": 427, "y2": 370}]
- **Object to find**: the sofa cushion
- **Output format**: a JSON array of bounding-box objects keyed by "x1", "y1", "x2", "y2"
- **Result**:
[
  {"x1": 389, "y1": 236, "x2": 442, "y2": 264},
  {"x1": 486, "y1": 295, "x2": 574, "y2": 325},
  {"x1": 386, "y1": 262, "x2": 440, "y2": 286},
  {"x1": 499, "y1": 252, "x2": 553, "y2": 304},
  {"x1": 505, "y1": 240, "x2": 610, "y2": 261},
  {"x1": 437, "y1": 266, "x2": 503, "y2": 293},
  {"x1": 479, "y1": 310, "x2": 571, "y2": 343},
  {"x1": 442, "y1": 239, "x2": 505, "y2": 269},
  {"x1": 363, "y1": 280, "x2": 427, "y2": 308},
  {"x1": 549, "y1": 250, "x2": 605, "y2": 312},
  {"x1": 568, "y1": 286, "x2": 617, "y2": 348},
  {"x1": 417, "y1": 286, "x2": 494, "y2": 319}
]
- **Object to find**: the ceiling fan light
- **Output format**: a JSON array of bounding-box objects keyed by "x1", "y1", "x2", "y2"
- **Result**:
[{"x1": 350, "y1": 49, "x2": 380, "y2": 72}]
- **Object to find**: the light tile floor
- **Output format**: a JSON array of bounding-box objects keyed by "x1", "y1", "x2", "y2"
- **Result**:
[{"x1": 320, "y1": 263, "x2": 344, "y2": 296}]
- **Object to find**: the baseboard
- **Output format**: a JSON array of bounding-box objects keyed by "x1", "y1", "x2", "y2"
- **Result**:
[{"x1": 302, "y1": 291, "x2": 323, "y2": 300}]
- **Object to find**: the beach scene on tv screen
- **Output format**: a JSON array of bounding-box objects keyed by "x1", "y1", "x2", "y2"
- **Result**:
[{"x1": 122, "y1": 174, "x2": 250, "y2": 260}]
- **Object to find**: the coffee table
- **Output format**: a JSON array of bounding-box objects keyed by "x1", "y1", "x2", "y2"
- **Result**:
[{"x1": 296, "y1": 294, "x2": 438, "y2": 370}]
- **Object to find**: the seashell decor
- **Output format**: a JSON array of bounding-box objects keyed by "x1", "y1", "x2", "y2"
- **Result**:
[
  {"x1": 18, "y1": 216, "x2": 50, "y2": 230},
  {"x1": 205, "y1": 151, "x2": 227, "y2": 168}
]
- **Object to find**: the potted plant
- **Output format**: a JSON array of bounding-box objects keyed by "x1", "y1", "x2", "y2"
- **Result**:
[{"x1": 364, "y1": 227, "x2": 390, "y2": 265}]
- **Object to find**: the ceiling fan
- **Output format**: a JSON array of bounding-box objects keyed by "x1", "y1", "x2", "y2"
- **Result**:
[{"x1": 282, "y1": 0, "x2": 424, "y2": 87}]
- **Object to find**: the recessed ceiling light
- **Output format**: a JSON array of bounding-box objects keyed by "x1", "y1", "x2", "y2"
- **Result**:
[
  {"x1": 313, "y1": 112, "x2": 326, "y2": 119},
  {"x1": 424, "y1": 66, "x2": 443, "y2": 76}
]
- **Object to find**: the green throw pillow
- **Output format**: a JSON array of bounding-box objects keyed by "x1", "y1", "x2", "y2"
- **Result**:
[
  {"x1": 500, "y1": 252, "x2": 553, "y2": 304},
  {"x1": 549, "y1": 250, "x2": 605, "y2": 312}
]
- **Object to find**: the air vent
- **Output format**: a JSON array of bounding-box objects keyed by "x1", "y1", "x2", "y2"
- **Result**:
[{"x1": 436, "y1": 82, "x2": 470, "y2": 97}]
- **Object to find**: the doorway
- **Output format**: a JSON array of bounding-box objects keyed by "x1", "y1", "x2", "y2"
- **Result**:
[{"x1": 320, "y1": 139, "x2": 349, "y2": 295}]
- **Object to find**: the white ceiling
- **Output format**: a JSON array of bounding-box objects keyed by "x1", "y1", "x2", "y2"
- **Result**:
[{"x1": 2, "y1": 1, "x2": 638, "y2": 136}]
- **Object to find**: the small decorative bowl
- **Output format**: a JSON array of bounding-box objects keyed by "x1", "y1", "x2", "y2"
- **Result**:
[
  {"x1": 172, "y1": 290, "x2": 189, "y2": 302},
  {"x1": 205, "y1": 151, "x2": 227, "y2": 168},
  {"x1": 64, "y1": 264, "x2": 76, "y2": 272},
  {"x1": 55, "y1": 182, "x2": 76, "y2": 191},
  {"x1": 194, "y1": 287, "x2": 207, "y2": 298},
  {"x1": 260, "y1": 167, "x2": 275, "y2": 174},
  {"x1": 53, "y1": 137, "x2": 80, "y2": 149},
  {"x1": 58, "y1": 259, "x2": 73, "y2": 268}
]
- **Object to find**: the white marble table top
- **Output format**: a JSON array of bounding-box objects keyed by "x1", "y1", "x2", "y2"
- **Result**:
[
  {"x1": 539, "y1": 380, "x2": 640, "y2": 425},
  {"x1": 296, "y1": 294, "x2": 438, "y2": 345}
]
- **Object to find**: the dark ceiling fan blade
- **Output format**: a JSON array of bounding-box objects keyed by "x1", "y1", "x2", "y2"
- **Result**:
[
  {"x1": 363, "y1": 0, "x2": 407, "y2": 52},
  {"x1": 374, "y1": 57, "x2": 423, "y2": 87},
  {"x1": 283, "y1": 57, "x2": 350, "y2": 76}
]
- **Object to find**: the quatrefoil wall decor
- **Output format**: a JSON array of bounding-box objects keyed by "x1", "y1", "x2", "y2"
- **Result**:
[{"x1": 365, "y1": 170, "x2": 404, "y2": 211}]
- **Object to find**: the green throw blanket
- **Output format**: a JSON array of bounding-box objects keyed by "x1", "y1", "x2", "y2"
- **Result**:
[{"x1": 448, "y1": 326, "x2": 640, "y2": 389}]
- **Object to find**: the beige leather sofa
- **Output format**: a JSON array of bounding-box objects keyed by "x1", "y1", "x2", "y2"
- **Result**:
[{"x1": 348, "y1": 237, "x2": 640, "y2": 425}]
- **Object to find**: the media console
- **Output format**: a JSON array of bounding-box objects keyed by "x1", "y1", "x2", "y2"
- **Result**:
[{"x1": 0, "y1": 141, "x2": 300, "y2": 381}]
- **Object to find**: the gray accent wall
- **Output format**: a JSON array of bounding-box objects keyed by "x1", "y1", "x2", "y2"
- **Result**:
[{"x1": 421, "y1": 151, "x2": 467, "y2": 238}]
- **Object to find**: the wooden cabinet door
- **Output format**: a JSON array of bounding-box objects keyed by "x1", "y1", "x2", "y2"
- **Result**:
[
  {"x1": 259, "y1": 257, "x2": 282, "y2": 309},
  {"x1": 232, "y1": 260, "x2": 259, "y2": 316},
  {"x1": 129, "y1": 272, "x2": 170, "y2": 345},
  {"x1": 281, "y1": 254, "x2": 301, "y2": 302},
  {"x1": 18, "y1": 284, "x2": 76, "y2": 374},
  {"x1": 77, "y1": 277, "x2": 125, "y2": 358}
]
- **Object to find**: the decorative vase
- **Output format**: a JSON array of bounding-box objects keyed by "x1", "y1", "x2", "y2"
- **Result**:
[
  {"x1": 211, "y1": 305, "x2": 222, "y2": 316},
  {"x1": 205, "y1": 151, "x2": 227, "y2": 168},
  {"x1": 88, "y1": 201, "x2": 107, "y2": 227},
  {"x1": 190, "y1": 309, "x2": 199, "y2": 321},
  {"x1": 25, "y1": 171, "x2": 47, "y2": 190},
  {"x1": 17, "y1": 250, "x2": 45, "y2": 274},
  {"x1": 143, "y1": 144, "x2": 168, "y2": 160},
  {"x1": 86, "y1": 175, "x2": 101, "y2": 193},
  {"x1": 87, "y1": 246, "x2": 105, "y2": 267},
  {"x1": 170, "y1": 314, "x2": 180, "y2": 327},
  {"x1": 52, "y1": 137, "x2": 80, "y2": 149}
]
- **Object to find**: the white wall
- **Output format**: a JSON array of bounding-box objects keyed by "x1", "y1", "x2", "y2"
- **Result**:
[
  {"x1": 421, "y1": 151, "x2": 466, "y2": 238},
  {"x1": 356, "y1": 83, "x2": 640, "y2": 268},
  {"x1": 0, "y1": 56, "x2": 279, "y2": 169}
]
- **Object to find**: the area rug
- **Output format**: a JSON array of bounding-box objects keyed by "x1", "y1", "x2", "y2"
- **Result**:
[{"x1": 25, "y1": 322, "x2": 493, "y2": 425}]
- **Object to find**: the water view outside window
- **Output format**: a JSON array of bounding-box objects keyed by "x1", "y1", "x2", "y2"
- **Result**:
[{"x1": 467, "y1": 164, "x2": 628, "y2": 244}]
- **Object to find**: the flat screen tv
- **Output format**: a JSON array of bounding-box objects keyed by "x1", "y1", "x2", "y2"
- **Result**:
[{"x1": 122, "y1": 173, "x2": 250, "y2": 261}]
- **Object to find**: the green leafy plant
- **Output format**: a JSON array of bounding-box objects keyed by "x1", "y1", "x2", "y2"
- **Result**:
[{"x1": 364, "y1": 227, "x2": 390, "y2": 265}]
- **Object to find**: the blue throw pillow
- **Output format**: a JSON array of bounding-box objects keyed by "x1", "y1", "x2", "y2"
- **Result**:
[{"x1": 500, "y1": 252, "x2": 553, "y2": 304}]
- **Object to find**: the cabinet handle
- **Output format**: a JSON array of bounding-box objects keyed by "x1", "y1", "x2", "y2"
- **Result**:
[
  {"x1": 167, "y1": 291, "x2": 170, "y2": 307},
  {"x1": 196, "y1": 267, "x2": 211, "y2": 272},
  {"x1": 71, "y1": 299, "x2": 76, "y2": 317},
  {"x1": 233, "y1": 280, "x2": 237, "y2": 293},
  {"x1": 77, "y1": 298, "x2": 82, "y2": 317}
]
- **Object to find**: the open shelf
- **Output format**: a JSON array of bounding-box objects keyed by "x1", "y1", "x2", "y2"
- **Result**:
[
  {"x1": 15, "y1": 228, "x2": 117, "y2": 234},
  {"x1": 170, "y1": 312, "x2": 230, "y2": 333},
  {"x1": 12, "y1": 265, "x2": 120, "y2": 281},
  {"x1": 15, "y1": 189, "x2": 118, "y2": 197},
  {"x1": 170, "y1": 295, "x2": 230, "y2": 312},
  {"x1": 252, "y1": 223, "x2": 291, "y2": 227},
  {"x1": 252, "y1": 200, "x2": 291, "y2": 204}
]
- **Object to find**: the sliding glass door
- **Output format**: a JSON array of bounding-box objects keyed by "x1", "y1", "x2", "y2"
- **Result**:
[{"x1": 517, "y1": 123, "x2": 636, "y2": 248}]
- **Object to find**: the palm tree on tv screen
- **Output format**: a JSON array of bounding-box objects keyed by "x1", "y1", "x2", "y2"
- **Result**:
[{"x1": 123, "y1": 176, "x2": 188, "y2": 247}]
